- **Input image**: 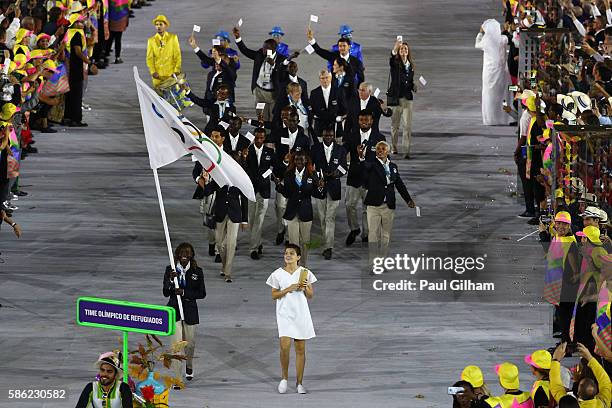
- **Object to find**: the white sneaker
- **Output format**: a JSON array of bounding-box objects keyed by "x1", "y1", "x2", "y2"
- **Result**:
[
  {"x1": 277, "y1": 379, "x2": 288, "y2": 394},
  {"x1": 296, "y1": 384, "x2": 307, "y2": 394}
]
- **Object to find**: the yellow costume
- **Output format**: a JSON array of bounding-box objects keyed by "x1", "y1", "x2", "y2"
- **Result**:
[{"x1": 146, "y1": 16, "x2": 181, "y2": 88}]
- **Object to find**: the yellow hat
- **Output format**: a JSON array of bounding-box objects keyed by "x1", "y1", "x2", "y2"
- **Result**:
[
  {"x1": 42, "y1": 59, "x2": 57, "y2": 72},
  {"x1": 495, "y1": 362, "x2": 520, "y2": 389},
  {"x1": 524, "y1": 350, "x2": 551, "y2": 370},
  {"x1": 68, "y1": 13, "x2": 85, "y2": 26},
  {"x1": 36, "y1": 33, "x2": 52, "y2": 43},
  {"x1": 55, "y1": 1, "x2": 68, "y2": 10},
  {"x1": 152, "y1": 14, "x2": 170, "y2": 27},
  {"x1": 0, "y1": 103, "x2": 20, "y2": 120},
  {"x1": 15, "y1": 28, "x2": 31, "y2": 44},
  {"x1": 555, "y1": 188, "x2": 564, "y2": 199},
  {"x1": 13, "y1": 54, "x2": 28, "y2": 68},
  {"x1": 577, "y1": 225, "x2": 602, "y2": 244},
  {"x1": 555, "y1": 211, "x2": 572, "y2": 224},
  {"x1": 461, "y1": 365, "x2": 484, "y2": 388}
]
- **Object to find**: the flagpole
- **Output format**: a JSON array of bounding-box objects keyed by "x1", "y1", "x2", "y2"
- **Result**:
[{"x1": 152, "y1": 168, "x2": 185, "y2": 321}]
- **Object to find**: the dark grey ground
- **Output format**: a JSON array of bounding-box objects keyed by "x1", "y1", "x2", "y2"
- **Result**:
[{"x1": 0, "y1": 0, "x2": 559, "y2": 407}]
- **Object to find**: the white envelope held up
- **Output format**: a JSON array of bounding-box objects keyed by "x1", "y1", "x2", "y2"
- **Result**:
[
  {"x1": 281, "y1": 137, "x2": 291, "y2": 145},
  {"x1": 219, "y1": 121, "x2": 230, "y2": 129},
  {"x1": 212, "y1": 39, "x2": 221, "y2": 46},
  {"x1": 397, "y1": 35, "x2": 403, "y2": 42},
  {"x1": 337, "y1": 165, "x2": 347, "y2": 175},
  {"x1": 310, "y1": 15, "x2": 319, "y2": 23},
  {"x1": 373, "y1": 88, "x2": 381, "y2": 98},
  {"x1": 418, "y1": 76, "x2": 427, "y2": 86},
  {"x1": 192, "y1": 25, "x2": 201, "y2": 33},
  {"x1": 304, "y1": 44, "x2": 315, "y2": 54},
  {"x1": 245, "y1": 132, "x2": 255, "y2": 142},
  {"x1": 262, "y1": 168, "x2": 273, "y2": 178},
  {"x1": 415, "y1": 206, "x2": 421, "y2": 217},
  {"x1": 237, "y1": 18, "x2": 243, "y2": 27},
  {"x1": 256, "y1": 102, "x2": 266, "y2": 110}
]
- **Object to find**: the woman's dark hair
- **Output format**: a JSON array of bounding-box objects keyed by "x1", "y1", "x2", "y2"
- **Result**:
[
  {"x1": 212, "y1": 45, "x2": 226, "y2": 57},
  {"x1": 333, "y1": 57, "x2": 349, "y2": 73},
  {"x1": 558, "y1": 395, "x2": 580, "y2": 408},
  {"x1": 174, "y1": 242, "x2": 197, "y2": 268},
  {"x1": 285, "y1": 243, "x2": 301, "y2": 258},
  {"x1": 393, "y1": 42, "x2": 415, "y2": 69},
  {"x1": 451, "y1": 380, "x2": 474, "y2": 408}
]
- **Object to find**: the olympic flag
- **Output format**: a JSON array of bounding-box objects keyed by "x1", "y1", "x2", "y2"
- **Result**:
[{"x1": 133, "y1": 66, "x2": 255, "y2": 201}]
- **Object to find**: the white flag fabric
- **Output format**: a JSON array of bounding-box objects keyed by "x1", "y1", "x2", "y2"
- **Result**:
[{"x1": 133, "y1": 67, "x2": 255, "y2": 201}]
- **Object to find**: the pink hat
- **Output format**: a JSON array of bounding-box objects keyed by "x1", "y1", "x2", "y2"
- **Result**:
[{"x1": 554, "y1": 211, "x2": 572, "y2": 224}]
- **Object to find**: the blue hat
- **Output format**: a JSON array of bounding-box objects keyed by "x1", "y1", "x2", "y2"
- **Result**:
[
  {"x1": 269, "y1": 26, "x2": 284, "y2": 36},
  {"x1": 338, "y1": 24, "x2": 353, "y2": 36},
  {"x1": 214, "y1": 31, "x2": 230, "y2": 41}
]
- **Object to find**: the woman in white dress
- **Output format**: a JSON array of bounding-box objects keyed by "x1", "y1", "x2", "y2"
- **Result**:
[
  {"x1": 266, "y1": 243, "x2": 317, "y2": 395},
  {"x1": 475, "y1": 18, "x2": 511, "y2": 125}
]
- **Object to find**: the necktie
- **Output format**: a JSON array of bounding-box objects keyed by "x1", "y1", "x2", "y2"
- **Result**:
[
  {"x1": 295, "y1": 175, "x2": 302, "y2": 187},
  {"x1": 384, "y1": 163, "x2": 390, "y2": 177}
]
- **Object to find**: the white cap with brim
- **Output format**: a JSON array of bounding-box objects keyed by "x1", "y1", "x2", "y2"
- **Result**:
[{"x1": 94, "y1": 352, "x2": 122, "y2": 377}]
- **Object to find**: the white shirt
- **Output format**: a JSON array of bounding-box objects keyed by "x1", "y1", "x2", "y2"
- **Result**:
[
  {"x1": 321, "y1": 85, "x2": 331, "y2": 107},
  {"x1": 377, "y1": 157, "x2": 391, "y2": 185},
  {"x1": 210, "y1": 70, "x2": 222, "y2": 91},
  {"x1": 254, "y1": 145, "x2": 263, "y2": 166},
  {"x1": 229, "y1": 133, "x2": 240, "y2": 151},
  {"x1": 340, "y1": 52, "x2": 350, "y2": 62},
  {"x1": 360, "y1": 129, "x2": 372, "y2": 145},
  {"x1": 256, "y1": 53, "x2": 275, "y2": 90},
  {"x1": 324, "y1": 143, "x2": 334, "y2": 163},
  {"x1": 288, "y1": 128, "x2": 298, "y2": 149},
  {"x1": 266, "y1": 266, "x2": 317, "y2": 339},
  {"x1": 289, "y1": 74, "x2": 299, "y2": 83},
  {"x1": 295, "y1": 167, "x2": 305, "y2": 184},
  {"x1": 216, "y1": 100, "x2": 228, "y2": 117},
  {"x1": 176, "y1": 262, "x2": 191, "y2": 285},
  {"x1": 360, "y1": 96, "x2": 370, "y2": 111}
]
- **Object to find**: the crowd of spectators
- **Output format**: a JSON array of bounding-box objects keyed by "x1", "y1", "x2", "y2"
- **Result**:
[{"x1": 0, "y1": 0, "x2": 147, "y2": 238}]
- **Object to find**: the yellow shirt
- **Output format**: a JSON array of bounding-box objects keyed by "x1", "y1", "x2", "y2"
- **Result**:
[{"x1": 146, "y1": 31, "x2": 182, "y2": 87}]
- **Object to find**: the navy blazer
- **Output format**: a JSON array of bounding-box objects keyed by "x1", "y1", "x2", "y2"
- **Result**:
[
  {"x1": 236, "y1": 39, "x2": 286, "y2": 97},
  {"x1": 345, "y1": 96, "x2": 393, "y2": 138},
  {"x1": 310, "y1": 143, "x2": 347, "y2": 201},
  {"x1": 188, "y1": 90, "x2": 236, "y2": 135},
  {"x1": 277, "y1": 170, "x2": 326, "y2": 222},
  {"x1": 272, "y1": 93, "x2": 313, "y2": 132},
  {"x1": 274, "y1": 127, "x2": 311, "y2": 160},
  {"x1": 223, "y1": 133, "x2": 251, "y2": 157},
  {"x1": 310, "y1": 85, "x2": 346, "y2": 140},
  {"x1": 346, "y1": 129, "x2": 386, "y2": 188},
  {"x1": 203, "y1": 180, "x2": 248, "y2": 223},
  {"x1": 163, "y1": 265, "x2": 206, "y2": 325},
  {"x1": 362, "y1": 159, "x2": 412, "y2": 209},
  {"x1": 245, "y1": 144, "x2": 278, "y2": 199}
]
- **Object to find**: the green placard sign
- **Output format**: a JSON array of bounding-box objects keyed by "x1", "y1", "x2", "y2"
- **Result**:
[{"x1": 77, "y1": 297, "x2": 176, "y2": 382}]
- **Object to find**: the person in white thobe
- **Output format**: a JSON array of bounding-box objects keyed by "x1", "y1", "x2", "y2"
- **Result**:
[{"x1": 475, "y1": 19, "x2": 511, "y2": 125}]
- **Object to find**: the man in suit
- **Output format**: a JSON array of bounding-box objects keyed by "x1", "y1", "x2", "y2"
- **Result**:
[
  {"x1": 310, "y1": 69, "x2": 346, "y2": 143},
  {"x1": 186, "y1": 84, "x2": 236, "y2": 135},
  {"x1": 188, "y1": 36, "x2": 237, "y2": 103},
  {"x1": 311, "y1": 127, "x2": 347, "y2": 259},
  {"x1": 345, "y1": 109, "x2": 385, "y2": 246},
  {"x1": 345, "y1": 82, "x2": 392, "y2": 138},
  {"x1": 279, "y1": 60, "x2": 308, "y2": 101},
  {"x1": 232, "y1": 26, "x2": 287, "y2": 122},
  {"x1": 360, "y1": 141, "x2": 415, "y2": 268},
  {"x1": 163, "y1": 242, "x2": 206, "y2": 384},
  {"x1": 274, "y1": 152, "x2": 326, "y2": 266},
  {"x1": 307, "y1": 27, "x2": 365, "y2": 86},
  {"x1": 273, "y1": 82, "x2": 311, "y2": 134},
  {"x1": 244, "y1": 128, "x2": 277, "y2": 259},
  {"x1": 201, "y1": 126, "x2": 249, "y2": 283},
  {"x1": 224, "y1": 117, "x2": 251, "y2": 160},
  {"x1": 273, "y1": 112, "x2": 310, "y2": 245}
]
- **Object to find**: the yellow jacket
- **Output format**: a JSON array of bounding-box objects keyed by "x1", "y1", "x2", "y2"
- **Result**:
[
  {"x1": 550, "y1": 359, "x2": 611, "y2": 408},
  {"x1": 146, "y1": 31, "x2": 181, "y2": 87}
]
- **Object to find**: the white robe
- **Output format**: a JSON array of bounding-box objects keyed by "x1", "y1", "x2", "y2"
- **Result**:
[{"x1": 475, "y1": 19, "x2": 511, "y2": 126}]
